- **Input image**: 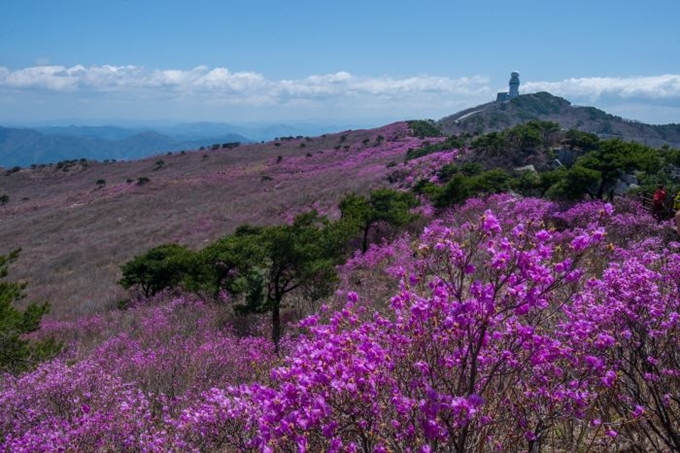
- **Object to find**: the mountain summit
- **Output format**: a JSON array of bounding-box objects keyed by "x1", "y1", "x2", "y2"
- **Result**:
[{"x1": 438, "y1": 91, "x2": 680, "y2": 149}]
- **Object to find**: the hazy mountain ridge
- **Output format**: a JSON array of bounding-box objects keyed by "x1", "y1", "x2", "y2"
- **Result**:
[
  {"x1": 438, "y1": 91, "x2": 680, "y2": 148},
  {"x1": 0, "y1": 121, "x2": 374, "y2": 168},
  {"x1": 0, "y1": 126, "x2": 252, "y2": 167},
  {"x1": 34, "y1": 125, "x2": 142, "y2": 141}
]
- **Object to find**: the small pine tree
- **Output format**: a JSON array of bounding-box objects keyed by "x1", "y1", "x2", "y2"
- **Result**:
[
  {"x1": 0, "y1": 250, "x2": 61, "y2": 373},
  {"x1": 339, "y1": 189, "x2": 419, "y2": 253},
  {"x1": 212, "y1": 213, "x2": 352, "y2": 350},
  {"x1": 119, "y1": 244, "x2": 195, "y2": 297}
]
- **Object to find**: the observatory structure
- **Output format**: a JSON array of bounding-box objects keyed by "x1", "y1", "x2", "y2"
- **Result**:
[{"x1": 496, "y1": 71, "x2": 520, "y2": 102}]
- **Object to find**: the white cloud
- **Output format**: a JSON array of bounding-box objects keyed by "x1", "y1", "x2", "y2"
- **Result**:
[
  {"x1": 522, "y1": 75, "x2": 680, "y2": 102},
  {"x1": 9, "y1": 65, "x2": 677, "y2": 107},
  {"x1": 0, "y1": 64, "x2": 490, "y2": 101},
  {"x1": 2, "y1": 65, "x2": 78, "y2": 90},
  {"x1": 1, "y1": 65, "x2": 680, "y2": 124}
]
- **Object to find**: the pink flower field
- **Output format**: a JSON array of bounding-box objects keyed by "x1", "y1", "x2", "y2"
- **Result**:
[{"x1": 2, "y1": 193, "x2": 679, "y2": 452}]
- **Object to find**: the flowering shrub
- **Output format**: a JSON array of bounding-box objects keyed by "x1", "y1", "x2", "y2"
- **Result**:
[
  {"x1": 387, "y1": 149, "x2": 459, "y2": 189},
  {"x1": 0, "y1": 360, "x2": 169, "y2": 452},
  {"x1": 1, "y1": 196, "x2": 678, "y2": 452},
  {"x1": 200, "y1": 197, "x2": 678, "y2": 452},
  {"x1": 562, "y1": 246, "x2": 680, "y2": 451},
  {"x1": 0, "y1": 297, "x2": 277, "y2": 452}
]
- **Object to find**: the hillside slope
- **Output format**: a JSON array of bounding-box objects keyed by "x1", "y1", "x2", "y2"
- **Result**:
[
  {"x1": 438, "y1": 91, "x2": 680, "y2": 149},
  {"x1": 0, "y1": 122, "x2": 426, "y2": 317}
]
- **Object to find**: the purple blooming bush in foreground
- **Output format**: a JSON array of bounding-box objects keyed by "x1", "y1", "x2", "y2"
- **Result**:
[
  {"x1": 1, "y1": 196, "x2": 679, "y2": 452},
  {"x1": 0, "y1": 299, "x2": 278, "y2": 452}
]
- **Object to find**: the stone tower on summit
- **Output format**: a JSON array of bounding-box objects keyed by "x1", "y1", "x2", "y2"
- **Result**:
[{"x1": 496, "y1": 71, "x2": 520, "y2": 102}]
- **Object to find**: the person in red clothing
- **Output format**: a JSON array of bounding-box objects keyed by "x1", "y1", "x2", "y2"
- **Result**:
[{"x1": 652, "y1": 184, "x2": 667, "y2": 221}]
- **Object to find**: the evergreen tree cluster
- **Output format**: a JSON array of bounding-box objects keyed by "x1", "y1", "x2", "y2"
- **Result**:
[{"x1": 119, "y1": 190, "x2": 419, "y2": 348}]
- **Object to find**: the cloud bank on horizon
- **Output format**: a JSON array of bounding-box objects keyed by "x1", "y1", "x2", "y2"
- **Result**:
[{"x1": 2, "y1": 64, "x2": 680, "y2": 126}]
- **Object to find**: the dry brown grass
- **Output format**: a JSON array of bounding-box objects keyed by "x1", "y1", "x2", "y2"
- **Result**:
[{"x1": 0, "y1": 124, "x2": 416, "y2": 318}]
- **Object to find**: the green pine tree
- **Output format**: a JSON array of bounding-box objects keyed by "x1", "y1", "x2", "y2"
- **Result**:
[{"x1": 0, "y1": 249, "x2": 61, "y2": 374}]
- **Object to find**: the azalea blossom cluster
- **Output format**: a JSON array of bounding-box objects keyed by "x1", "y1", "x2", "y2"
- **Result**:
[
  {"x1": 0, "y1": 298, "x2": 278, "y2": 452},
  {"x1": 1, "y1": 196, "x2": 678, "y2": 452},
  {"x1": 387, "y1": 149, "x2": 461, "y2": 189}
]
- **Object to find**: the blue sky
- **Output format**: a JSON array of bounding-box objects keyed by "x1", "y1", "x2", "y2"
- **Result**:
[{"x1": 1, "y1": 0, "x2": 679, "y2": 126}]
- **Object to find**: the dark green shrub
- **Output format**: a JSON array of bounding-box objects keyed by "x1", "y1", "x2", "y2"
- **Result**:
[
  {"x1": 119, "y1": 244, "x2": 196, "y2": 297},
  {"x1": 405, "y1": 136, "x2": 465, "y2": 161},
  {"x1": 339, "y1": 189, "x2": 419, "y2": 253},
  {"x1": 116, "y1": 298, "x2": 132, "y2": 310},
  {"x1": 407, "y1": 119, "x2": 443, "y2": 138},
  {"x1": 429, "y1": 169, "x2": 512, "y2": 209}
]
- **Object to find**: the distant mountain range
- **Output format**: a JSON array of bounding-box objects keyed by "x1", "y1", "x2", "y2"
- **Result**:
[
  {"x1": 438, "y1": 91, "x2": 680, "y2": 149},
  {"x1": 0, "y1": 122, "x2": 356, "y2": 168},
  {"x1": 0, "y1": 126, "x2": 249, "y2": 168}
]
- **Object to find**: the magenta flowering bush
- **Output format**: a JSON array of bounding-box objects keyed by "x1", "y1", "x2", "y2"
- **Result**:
[
  {"x1": 388, "y1": 149, "x2": 460, "y2": 189},
  {"x1": 0, "y1": 296, "x2": 278, "y2": 452},
  {"x1": 0, "y1": 359, "x2": 170, "y2": 452},
  {"x1": 561, "y1": 246, "x2": 680, "y2": 451},
  {"x1": 2, "y1": 196, "x2": 678, "y2": 452},
  {"x1": 335, "y1": 234, "x2": 417, "y2": 311},
  {"x1": 194, "y1": 198, "x2": 676, "y2": 452},
  {"x1": 219, "y1": 203, "x2": 609, "y2": 452}
]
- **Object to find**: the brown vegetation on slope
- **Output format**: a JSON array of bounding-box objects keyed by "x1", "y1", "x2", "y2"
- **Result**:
[{"x1": 0, "y1": 125, "x2": 413, "y2": 318}]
